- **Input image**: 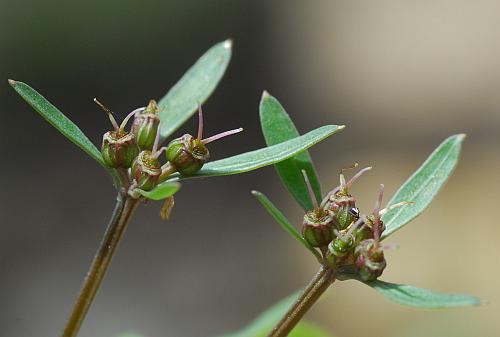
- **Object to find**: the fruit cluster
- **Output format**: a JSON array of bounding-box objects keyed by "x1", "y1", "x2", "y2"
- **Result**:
[
  {"x1": 301, "y1": 167, "x2": 404, "y2": 281},
  {"x1": 97, "y1": 99, "x2": 242, "y2": 195}
]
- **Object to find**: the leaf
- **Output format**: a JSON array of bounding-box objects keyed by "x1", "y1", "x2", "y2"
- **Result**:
[
  {"x1": 171, "y1": 125, "x2": 343, "y2": 180},
  {"x1": 158, "y1": 40, "x2": 232, "y2": 140},
  {"x1": 252, "y1": 191, "x2": 321, "y2": 261},
  {"x1": 136, "y1": 182, "x2": 180, "y2": 200},
  {"x1": 217, "y1": 293, "x2": 333, "y2": 337},
  {"x1": 365, "y1": 280, "x2": 481, "y2": 308},
  {"x1": 9, "y1": 80, "x2": 107, "y2": 168},
  {"x1": 382, "y1": 134, "x2": 465, "y2": 239},
  {"x1": 260, "y1": 92, "x2": 326, "y2": 211}
]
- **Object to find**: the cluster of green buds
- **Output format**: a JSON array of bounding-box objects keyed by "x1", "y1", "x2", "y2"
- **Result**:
[
  {"x1": 97, "y1": 99, "x2": 243, "y2": 195},
  {"x1": 301, "y1": 166, "x2": 406, "y2": 282}
]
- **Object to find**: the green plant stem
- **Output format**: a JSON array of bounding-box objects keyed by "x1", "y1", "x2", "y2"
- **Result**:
[
  {"x1": 267, "y1": 266, "x2": 336, "y2": 337},
  {"x1": 61, "y1": 192, "x2": 140, "y2": 337}
]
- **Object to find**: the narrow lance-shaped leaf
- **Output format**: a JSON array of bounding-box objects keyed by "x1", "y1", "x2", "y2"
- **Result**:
[
  {"x1": 8, "y1": 80, "x2": 121, "y2": 184},
  {"x1": 166, "y1": 125, "x2": 343, "y2": 180},
  {"x1": 382, "y1": 134, "x2": 465, "y2": 239},
  {"x1": 364, "y1": 280, "x2": 481, "y2": 308},
  {"x1": 216, "y1": 292, "x2": 334, "y2": 337},
  {"x1": 9, "y1": 80, "x2": 106, "y2": 167},
  {"x1": 252, "y1": 191, "x2": 321, "y2": 261},
  {"x1": 136, "y1": 182, "x2": 180, "y2": 200},
  {"x1": 260, "y1": 92, "x2": 326, "y2": 211},
  {"x1": 158, "y1": 40, "x2": 232, "y2": 141}
]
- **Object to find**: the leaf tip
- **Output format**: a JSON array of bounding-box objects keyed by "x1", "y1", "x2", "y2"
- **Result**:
[
  {"x1": 8, "y1": 79, "x2": 17, "y2": 87},
  {"x1": 338, "y1": 125, "x2": 346, "y2": 130},
  {"x1": 251, "y1": 190, "x2": 261, "y2": 196},
  {"x1": 456, "y1": 133, "x2": 467, "y2": 141},
  {"x1": 223, "y1": 39, "x2": 233, "y2": 50},
  {"x1": 262, "y1": 90, "x2": 271, "y2": 99}
]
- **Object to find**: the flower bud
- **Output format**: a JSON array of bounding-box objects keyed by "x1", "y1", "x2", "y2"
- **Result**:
[
  {"x1": 326, "y1": 232, "x2": 354, "y2": 267},
  {"x1": 131, "y1": 99, "x2": 160, "y2": 150},
  {"x1": 301, "y1": 209, "x2": 335, "y2": 247},
  {"x1": 131, "y1": 150, "x2": 162, "y2": 191},
  {"x1": 329, "y1": 193, "x2": 359, "y2": 230},
  {"x1": 354, "y1": 239, "x2": 386, "y2": 282},
  {"x1": 101, "y1": 131, "x2": 139, "y2": 168},
  {"x1": 166, "y1": 134, "x2": 209, "y2": 176},
  {"x1": 355, "y1": 214, "x2": 386, "y2": 243}
]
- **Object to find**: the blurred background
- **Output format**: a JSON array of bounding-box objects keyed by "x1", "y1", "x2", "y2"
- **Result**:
[{"x1": 1, "y1": 1, "x2": 499, "y2": 336}]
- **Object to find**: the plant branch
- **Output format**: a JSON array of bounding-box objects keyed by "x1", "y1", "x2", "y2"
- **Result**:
[
  {"x1": 61, "y1": 192, "x2": 140, "y2": 337},
  {"x1": 267, "y1": 266, "x2": 335, "y2": 337}
]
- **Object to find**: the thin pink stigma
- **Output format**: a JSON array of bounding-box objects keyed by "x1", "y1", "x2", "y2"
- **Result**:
[
  {"x1": 202, "y1": 128, "x2": 244, "y2": 144},
  {"x1": 119, "y1": 108, "x2": 141, "y2": 131},
  {"x1": 373, "y1": 184, "x2": 384, "y2": 244},
  {"x1": 197, "y1": 104, "x2": 204, "y2": 140},
  {"x1": 152, "y1": 122, "x2": 162, "y2": 154},
  {"x1": 347, "y1": 217, "x2": 365, "y2": 236},
  {"x1": 320, "y1": 185, "x2": 341, "y2": 208},
  {"x1": 345, "y1": 166, "x2": 372, "y2": 189},
  {"x1": 302, "y1": 170, "x2": 318, "y2": 210}
]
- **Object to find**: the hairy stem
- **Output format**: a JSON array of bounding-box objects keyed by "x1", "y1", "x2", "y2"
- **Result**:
[
  {"x1": 267, "y1": 266, "x2": 335, "y2": 337},
  {"x1": 61, "y1": 193, "x2": 139, "y2": 337}
]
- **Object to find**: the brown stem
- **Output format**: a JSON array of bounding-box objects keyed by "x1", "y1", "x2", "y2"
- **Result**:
[
  {"x1": 61, "y1": 193, "x2": 140, "y2": 337},
  {"x1": 267, "y1": 266, "x2": 336, "y2": 337}
]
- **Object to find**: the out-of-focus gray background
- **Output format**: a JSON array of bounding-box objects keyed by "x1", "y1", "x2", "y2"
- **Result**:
[{"x1": 1, "y1": 1, "x2": 499, "y2": 337}]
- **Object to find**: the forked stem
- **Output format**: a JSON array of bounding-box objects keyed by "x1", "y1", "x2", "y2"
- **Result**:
[
  {"x1": 267, "y1": 266, "x2": 336, "y2": 337},
  {"x1": 60, "y1": 192, "x2": 139, "y2": 337}
]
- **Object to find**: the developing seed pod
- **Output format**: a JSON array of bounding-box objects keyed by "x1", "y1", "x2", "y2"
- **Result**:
[
  {"x1": 101, "y1": 132, "x2": 139, "y2": 168},
  {"x1": 166, "y1": 105, "x2": 243, "y2": 176},
  {"x1": 300, "y1": 170, "x2": 335, "y2": 247},
  {"x1": 131, "y1": 150, "x2": 162, "y2": 191},
  {"x1": 96, "y1": 99, "x2": 139, "y2": 168},
  {"x1": 166, "y1": 134, "x2": 209, "y2": 176},
  {"x1": 302, "y1": 209, "x2": 335, "y2": 247},
  {"x1": 326, "y1": 166, "x2": 371, "y2": 230},
  {"x1": 355, "y1": 214, "x2": 386, "y2": 243},
  {"x1": 326, "y1": 233, "x2": 354, "y2": 267},
  {"x1": 131, "y1": 99, "x2": 160, "y2": 150},
  {"x1": 325, "y1": 217, "x2": 363, "y2": 267},
  {"x1": 354, "y1": 239, "x2": 387, "y2": 282}
]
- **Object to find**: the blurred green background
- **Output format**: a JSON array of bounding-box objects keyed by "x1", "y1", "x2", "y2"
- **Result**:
[{"x1": 1, "y1": 1, "x2": 499, "y2": 337}]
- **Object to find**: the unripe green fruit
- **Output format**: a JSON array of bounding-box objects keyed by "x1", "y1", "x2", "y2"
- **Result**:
[
  {"x1": 301, "y1": 209, "x2": 335, "y2": 247},
  {"x1": 131, "y1": 100, "x2": 160, "y2": 150},
  {"x1": 166, "y1": 134, "x2": 209, "y2": 176},
  {"x1": 355, "y1": 215, "x2": 386, "y2": 243},
  {"x1": 326, "y1": 233, "x2": 354, "y2": 267},
  {"x1": 354, "y1": 239, "x2": 386, "y2": 282},
  {"x1": 101, "y1": 131, "x2": 139, "y2": 168},
  {"x1": 131, "y1": 151, "x2": 161, "y2": 191},
  {"x1": 329, "y1": 194, "x2": 358, "y2": 230}
]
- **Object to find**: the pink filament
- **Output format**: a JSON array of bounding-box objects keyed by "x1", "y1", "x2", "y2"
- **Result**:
[
  {"x1": 302, "y1": 170, "x2": 318, "y2": 210},
  {"x1": 202, "y1": 128, "x2": 244, "y2": 144}
]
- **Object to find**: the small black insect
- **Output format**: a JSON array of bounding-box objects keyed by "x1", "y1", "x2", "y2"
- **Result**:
[{"x1": 349, "y1": 207, "x2": 360, "y2": 218}]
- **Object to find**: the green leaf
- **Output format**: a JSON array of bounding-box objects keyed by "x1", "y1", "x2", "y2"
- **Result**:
[
  {"x1": 137, "y1": 182, "x2": 180, "y2": 200},
  {"x1": 9, "y1": 80, "x2": 107, "y2": 168},
  {"x1": 260, "y1": 92, "x2": 327, "y2": 211},
  {"x1": 171, "y1": 125, "x2": 343, "y2": 180},
  {"x1": 217, "y1": 293, "x2": 333, "y2": 337},
  {"x1": 158, "y1": 40, "x2": 232, "y2": 140},
  {"x1": 382, "y1": 134, "x2": 465, "y2": 239},
  {"x1": 252, "y1": 191, "x2": 321, "y2": 261},
  {"x1": 365, "y1": 280, "x2": 481, "y2": 308}
]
